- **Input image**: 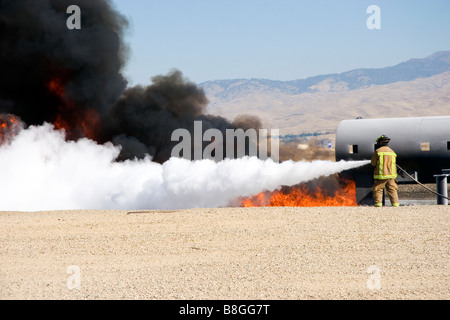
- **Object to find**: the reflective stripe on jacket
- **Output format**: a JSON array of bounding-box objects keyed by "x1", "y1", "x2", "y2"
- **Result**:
[{"x1": 371, "y1": 146, "x2": 398, "y2": 179}]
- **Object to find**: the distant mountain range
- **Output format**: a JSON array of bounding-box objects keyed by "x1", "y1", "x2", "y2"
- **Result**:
[
  {"x1": 200, "y1": 51, "x2": 450, "y2": 98},
  {"x1": 199, "y1": 51, "x2": 450, "y2": 141}
]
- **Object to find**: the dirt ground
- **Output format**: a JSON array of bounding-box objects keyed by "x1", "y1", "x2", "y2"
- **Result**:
[{"x1": 1, "y1": 204, "x2": 448, "y2": 300}]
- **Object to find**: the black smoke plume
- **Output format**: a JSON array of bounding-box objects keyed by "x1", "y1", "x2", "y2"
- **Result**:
[
  {"x1": 0, "y1": 0, "x2": 128, "y2": 134},
  {"x1": 0, "y1": 0, "x2": 261, "y2": 162}
]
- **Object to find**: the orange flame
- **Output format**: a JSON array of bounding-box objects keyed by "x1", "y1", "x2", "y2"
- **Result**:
[
  {"x1": 47, "y1": 77, "x2": 100, "y2": 141},
  {"x1": 48, "y1": 78, "x2": 66, "y2": 97},
  {"x1": 241, "y1": 179, "x2": 357, "y2": 207},
  {"x1": 0, "y1": 114, "x2": 23, "y2": 144}
]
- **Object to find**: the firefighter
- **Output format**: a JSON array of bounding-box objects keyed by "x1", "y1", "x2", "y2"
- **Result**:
[{"x1": 371, "y1": 135, "x2": 400, "y2": 207}]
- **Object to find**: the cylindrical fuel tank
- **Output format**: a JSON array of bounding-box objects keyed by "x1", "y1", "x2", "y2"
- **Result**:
[{"x1": 336, "y1": 116, "x2": 450, "y2": 183}]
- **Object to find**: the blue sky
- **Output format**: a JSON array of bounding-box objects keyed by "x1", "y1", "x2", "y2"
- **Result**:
[{"x1": 112, "y1": 0, "x2": 450, "y2": 85}]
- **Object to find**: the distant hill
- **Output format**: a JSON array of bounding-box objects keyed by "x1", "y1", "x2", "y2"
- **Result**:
[
  {"x1": 200, "y1": 51, "x2": 450, "y2": 98},
  {"x1": 199, "y1": 51, "x2": 450, "y2": 143}
]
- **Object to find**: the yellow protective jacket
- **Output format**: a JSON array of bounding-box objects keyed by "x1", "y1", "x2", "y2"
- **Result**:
[{"x1": 371, "y1": 146, "x2": 398, "y2": 180}]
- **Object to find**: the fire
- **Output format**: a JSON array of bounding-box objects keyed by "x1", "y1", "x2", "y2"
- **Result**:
[
  {"x1": 48, "y1": 78, "x2": 65, "y2": 97},
  {"x1": 0, "y1": 114, "x2": 23, "y2": 144},
  {"x1": 241, "y1": 179, "x2": 357, "y2": 207},
  {"x1": 47, "y1": 77, "x2": 101, "y2": 141}
]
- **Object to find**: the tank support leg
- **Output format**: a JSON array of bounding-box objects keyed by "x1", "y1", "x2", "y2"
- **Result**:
[{"x1": 434, "y1": 174, "x2": 449, "y2": 205}]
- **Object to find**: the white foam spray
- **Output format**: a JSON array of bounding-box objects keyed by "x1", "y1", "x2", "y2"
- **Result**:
[{"x1": 0, "y1": 124, "x2": 369, "y2": 211}]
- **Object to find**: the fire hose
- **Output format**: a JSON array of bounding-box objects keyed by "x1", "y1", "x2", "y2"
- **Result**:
[{"x1": 396, "y1": 164, "x2": 450, "y2": 200}]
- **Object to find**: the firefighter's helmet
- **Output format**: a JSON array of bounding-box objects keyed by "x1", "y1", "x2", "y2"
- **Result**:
[{"x1": 376, "y1": 135, "x2": 391, "y2": 143}]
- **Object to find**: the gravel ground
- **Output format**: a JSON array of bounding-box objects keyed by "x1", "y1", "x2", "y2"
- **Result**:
[{"x1": 1, "y1": 205, "x2": 449, "y2": 300}]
